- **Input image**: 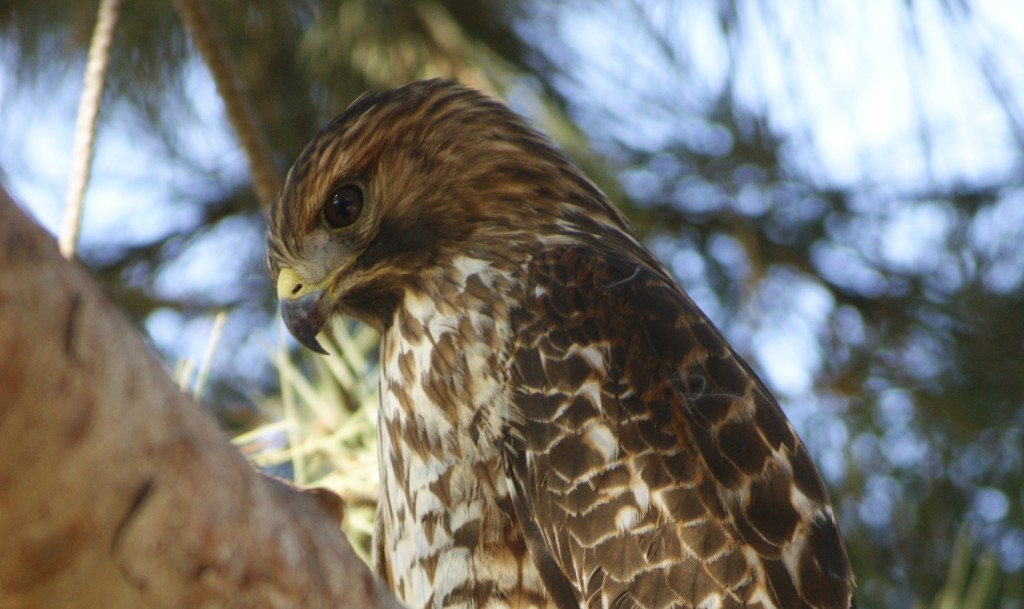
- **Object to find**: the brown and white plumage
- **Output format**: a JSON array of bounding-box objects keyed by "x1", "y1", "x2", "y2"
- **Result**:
[{"x1": 267, "y1": 79, "x2": 855, "y2": 609}]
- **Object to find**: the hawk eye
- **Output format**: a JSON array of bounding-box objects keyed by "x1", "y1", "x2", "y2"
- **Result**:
[{"x1": 323, "y1": 184, "x2": 363, "y2": 229}]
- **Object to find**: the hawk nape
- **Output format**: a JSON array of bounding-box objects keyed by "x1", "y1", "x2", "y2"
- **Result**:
[{"x1": 267, "y1": 79, "x2": 855, "y2": 609}]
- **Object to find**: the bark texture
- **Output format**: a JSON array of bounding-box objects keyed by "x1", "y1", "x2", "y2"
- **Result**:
[{"x1": 0, "y1": 187, "x2": 401, "y2": 609}]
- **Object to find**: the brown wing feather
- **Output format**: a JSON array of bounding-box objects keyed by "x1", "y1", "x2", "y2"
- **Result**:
[{"x1": 506, "y1": 245, "x2": 854, "y2": 609}]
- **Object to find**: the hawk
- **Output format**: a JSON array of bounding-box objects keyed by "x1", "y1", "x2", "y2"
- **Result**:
[{"x1": 267, "y1": 79, "x2": 855, "y2": 609}]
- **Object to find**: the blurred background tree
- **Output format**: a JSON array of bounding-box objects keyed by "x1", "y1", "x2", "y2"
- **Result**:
[{"x1": 1, "y1": 1, "x2": 1022, "y2": 607}]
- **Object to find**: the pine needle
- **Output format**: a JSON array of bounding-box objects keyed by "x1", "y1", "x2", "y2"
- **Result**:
[{"x1": 59, "y1": 0, "x2": 121, "y2": 259}]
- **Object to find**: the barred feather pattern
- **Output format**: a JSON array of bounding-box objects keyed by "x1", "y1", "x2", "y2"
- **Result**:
[
  {"x1": 266, "y1": 79, "x2": 855, "y2": 609},
  {"x1": 374, "y1": 253, "x2": 557, "y2": 609},
  {"x1": 506, "y1": 246, "x2": 853, "y2": 609}
]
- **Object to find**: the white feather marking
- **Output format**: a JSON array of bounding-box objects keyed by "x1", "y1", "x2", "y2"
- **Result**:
[
  {"x1": 583, "y1": 424, "x2": 618, "y2": 463},
  {"x1": 407, "y1": 384, "x2": 454, "y2": 439},
  {"x1": 466, "y1": 351, "x2": 498, "y2": 404},
  {"x1": 433, "y1": 547, "x2": 472, "y2": 597},
  {"x1": 413, "y1": 488, "x2": 443, "y2": 520},
  {"x1": 781, "y1": 508, "x2": 834, "y2": 583},
  {"x1": 741, "y1": 545, "x2": 779, "y2": 608},
  {"x1": 535, "y1": 233, "x2": 576, "y2": 248},
  {"x1": 579, "y1": 381, "x2": 602, "y2": 412},
  {"x1": 781, "y1": 530, "x2": 810, "y2": 587},
  {"x1": 405, "y1": 565, "x2": 432, "y2": 609},
  {"x1": 427, "y1": 316, "x2": 459, "y2": 343},
  {"x1": 789, "y1": 482, "x2": 820, "y2": 520},
  {"x1": 451, "y1": 256, "x2": 491, "y2": 285},
  {"x1": 405, "y1": 452, "x2": 447, "y2": 489},
  {"x1": 650, "y1": 488, "x2": 672, "y2": 517},
  {"x1": 403, "y1": 289, "x2": 436, "y2": 323},
  {"x1": 631, "y1": 477, "x2": 651, "y2": 513},
  {"x1": 410, "y1": 339, "x2": 436, "y2": 381},
  {"x1": 615, "y1": 505, "x2": 640, "y2": 530},
  {"x1": 575, "y1": 344, "x2": 606, "y2": 374},
  {"x1": 384, "y1": 340, "x2": 402, "y2": 378},
  {"x1": 450, "y1": 499, "x2": 483, "y2": 532},
  {"x1": 625, "y1": 459, "x2": 652, "y2": 509}
]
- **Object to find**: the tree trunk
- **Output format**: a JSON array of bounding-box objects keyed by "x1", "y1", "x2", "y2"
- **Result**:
[{"x1": 0, "y1": 186, "x2": 402, "y2": 609}]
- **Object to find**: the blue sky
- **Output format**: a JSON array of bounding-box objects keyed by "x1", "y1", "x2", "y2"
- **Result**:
[{"x1": 3, "y1": 1, "x2": 1023, "y2": 402}]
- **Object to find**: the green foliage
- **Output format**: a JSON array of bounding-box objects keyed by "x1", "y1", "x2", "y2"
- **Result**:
[
  {"x1": 239, "y1": 322, "x2": 381, "y2": 562},
  {"x1": 918, "y1": 530, "x2": 1022, "y2": 609}
]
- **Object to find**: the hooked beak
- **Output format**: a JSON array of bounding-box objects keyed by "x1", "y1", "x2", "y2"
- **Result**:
[{"x1": 277, "y1": 267, "x2": 330, "y2": 355}]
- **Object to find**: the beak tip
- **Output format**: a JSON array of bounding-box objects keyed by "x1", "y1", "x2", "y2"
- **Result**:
[
  {"x1": 309, "y1": 339, "x2": 330, "y2": 356},
  {"x1": 287, "y1": 319, "x2": 331, "y2": 356},
  {"x1": 280, "y1": 291, "x2": 331, "y2": 355}
]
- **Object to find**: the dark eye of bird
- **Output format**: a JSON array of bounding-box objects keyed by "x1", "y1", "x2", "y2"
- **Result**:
[{"x1": 323, "y1": 184, "x2": 363, "y2": 229}]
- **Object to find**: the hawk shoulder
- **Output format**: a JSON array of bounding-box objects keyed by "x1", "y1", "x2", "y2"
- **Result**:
[{"x1": 505, "y1": 245, "x2": 854, "y2": 609}]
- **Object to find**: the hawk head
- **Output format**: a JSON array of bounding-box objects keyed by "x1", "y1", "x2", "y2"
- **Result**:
[{"x1": 266, "y1": 79, "x2": 628, "y2": 350}]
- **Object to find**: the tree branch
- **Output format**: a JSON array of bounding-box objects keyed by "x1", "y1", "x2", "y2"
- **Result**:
[
  {"x1": 0, "y1": 186, "x2": 400, "y2": 609},
  {"x1": 174, "y1": 0, "x2": 281, "y2": 210},
  {"x1": 59, "y1": 0, "x2": 121, "y2": 259}
]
